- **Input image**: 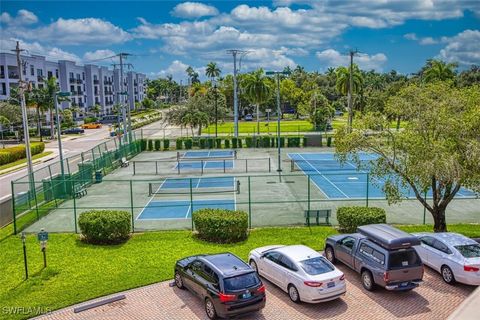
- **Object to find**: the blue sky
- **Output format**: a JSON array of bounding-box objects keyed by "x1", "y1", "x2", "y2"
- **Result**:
[{"x1": 1, "y1": 1, "x2": 479, "y2": 81}]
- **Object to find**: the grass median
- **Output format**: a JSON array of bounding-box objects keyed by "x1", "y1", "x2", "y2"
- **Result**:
[{"x1": 0, "y1": 224, "x2": 478, "y2": 319}]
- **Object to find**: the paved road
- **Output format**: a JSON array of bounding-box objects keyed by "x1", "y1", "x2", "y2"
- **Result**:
[{"x1": 33, "y1": 265, "x2": 474, "y2": 320}]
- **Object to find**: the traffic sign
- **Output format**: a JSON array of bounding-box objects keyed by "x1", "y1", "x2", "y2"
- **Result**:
[
  {"x1": 266, "y1": 108, "x2": 272, "y2": 112},
  {"x1": 37, "y1": 231, "x2": 48, "y2": 242}
]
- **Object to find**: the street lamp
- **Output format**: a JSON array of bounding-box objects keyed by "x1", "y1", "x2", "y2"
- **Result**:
[
  {"x1": 214, "y1": 82, "x2": 218, "y2": 138},
  {"x1": 266, "y1": 70, "x2": 290, "y2": 173},
  {"x1": 54, "y1": 91, "x2": 71, "y2": 178}
]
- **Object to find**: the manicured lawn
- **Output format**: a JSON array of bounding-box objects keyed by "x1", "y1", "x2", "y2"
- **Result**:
[
  {"x1": 0, "y1": 224, "x2": 478, "y2": 319},
  {"x1": 0, "y1": 151, "x2": 53, "y2": 172},
  {"x1": 204, "y1": 120, "x2": 315, "y2": 135}
]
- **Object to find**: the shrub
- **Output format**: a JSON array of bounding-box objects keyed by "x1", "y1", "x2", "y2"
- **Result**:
[
  {"x1": 262, "y1": 136, "x2": 271, "y2": 148},
  {"x1": 245, "y1": 137, "x2": 253, "y2": 148},
  {"x1": 193, "y1": 209, "x2": 248, "y2": 243},
  {"x1": 199, "y1": 138, "x2": 206, "y2": 149},
  {"x1": 287, "y1": 137, "x2": 300, "y2": 147},
  {"x1": 215, "y1": 138, "x2": 222, "y2": 148},
  {"x1": 271, "y1": 137, "x2": 276, "y2": 147},
  {"x1": 0, "y1": 142, "x2": 45, "y2": 165},
  {"x1": 224, "y1": 139, "x2": 230, "y2": 148},
  {"x1": 175, "y1": 139, "x2": 183, "y2": 150},
  {"x1": 207, "y1": 138, "x2": 215, "y2": 149},
  {"x1": 184, "y1": 138, "x2": 193, "y2": 149},
  {"x1": 232, "y1": 137, "x2": 238, "y2": 149},
  {"x1": 279, "y1": 137, "x2": 285, "y2": 147},
  {"x1": 140, "y1": 139, "x2": 147, "y2": 151},
  {"x1": 154, "y1": 139, "x2": 161, "y2": 151},
  {"x1": 337, "y1": 206, "x2": 387, "y2": 233},
  {"x1": 83, "y1": 116, "x2": 97, "y2": 124},
  {"x1": 327, "y1": 136, "x2": 332, "y2": 147},
  {"x1": 147, "y1": 139, "x2": 153, "y2": 151},
  {"x1": 238, "y1": 138, "x2": 243, "y2": 148},
  {"x1": 163, "y1": 139, "x2": 170, "y2": 150},
  {"x1": 78, "y1": 210, "x2": 131, "y2": 244},
  {"x1": 303, "y1": 137, "x2": 307, "y2": 147}
]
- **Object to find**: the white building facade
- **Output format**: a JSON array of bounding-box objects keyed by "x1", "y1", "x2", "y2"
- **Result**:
[{"x1": 0, "y1": 53, "x2": 146, "y2": 119}]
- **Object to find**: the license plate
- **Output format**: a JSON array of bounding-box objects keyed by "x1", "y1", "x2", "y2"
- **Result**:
[
  {"x1": 327, "y1": 282, "x2": 335, "y2": 288},
  {"x1": 400, "y1": 282, "x2": 408, "y2": 287},
  {"x1": 242, "y1": 292, "x2": 251, "y2": 299}
]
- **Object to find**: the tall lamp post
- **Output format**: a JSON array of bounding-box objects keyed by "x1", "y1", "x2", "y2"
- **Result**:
[
  {"x1": 54, "y1": 91, "x2": 71, "y2": 178},
  {"x1": 266, "y1": 70, "x2": 290, "y2": 173},
  {"x1": 214, "y1": 82, "x2": 218, "y2": 138}
]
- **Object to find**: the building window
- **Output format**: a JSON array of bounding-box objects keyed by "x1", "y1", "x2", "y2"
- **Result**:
[
  {"x1": 70, "y1": 85, "x2": 75, "y2": 92},
  {"x1": 1, "y1": 83, "x2": 6, "y2": 95},
  {"x1": 82, "y1": 72, "x2": 85, "y2": 80},
  {"x1": 30, "y1": 65, "x2": 34, "y2": 76},
  {"x1": 76, "y1": 73, "x2": 80, "y2": 80},
  {"x1": 69, "y1": 72, "x2": 74, "y2": 79},
  {"x1": 47, "y1": 71, "x2": 53, "y2": 79},
  {"x1": 0, "y1": 66, "x2": 4, "y2": 77},
  {"x1": 55, "y1": 69, "x2": 59, "y2": 78}
]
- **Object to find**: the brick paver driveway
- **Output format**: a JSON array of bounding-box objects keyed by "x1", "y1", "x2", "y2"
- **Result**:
[{"x1": 36, "y1": 266, "x2": 474, "y2": 320}]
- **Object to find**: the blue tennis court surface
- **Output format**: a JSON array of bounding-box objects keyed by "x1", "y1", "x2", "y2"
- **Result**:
[
  {"x1": 160, "y1": 177, "x2": 235, "y2": 189},
  {"x1": 183, "y1": 150, "x2": 234, "y2": 158},
  {"x1": 137, "y1": 199, "x2": 235, "y2": 220},
  {"x1": 289, "y1": 152, "x2": 477, "y2": 199},
  {"x1": 175, "y1": 160, "x2": 234, "y2": 170}
]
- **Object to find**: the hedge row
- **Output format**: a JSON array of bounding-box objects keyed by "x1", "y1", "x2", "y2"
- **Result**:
[
  {"x1": 0, "y1": 142, "x2": 46, "y2": 165},
  {"x1": 141, "y1": 135, "x2": 333, "y2": 151},
  {"x1": 193, "y1": 208, "x2": 248, "y2": 243},
  {"x1": 337, "y1": 206, "x2": 387, "y2": 233}
]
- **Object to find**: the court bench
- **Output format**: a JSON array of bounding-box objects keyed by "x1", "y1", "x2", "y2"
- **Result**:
[{"x1": 304, "y1": 209, "x2": 331, "y2": 226}]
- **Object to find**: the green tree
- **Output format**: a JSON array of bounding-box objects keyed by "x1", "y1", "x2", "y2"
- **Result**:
[
  {"x1": 457, "y1": 65, "x2": 480, "y2": 87},
  {"x1": 205, "y1": 62, "x2": 221, "y2": 82},
  {"x1": 89, "y1": 104, "x2": 101, "y2": 118},
  {"x1": 422, "y1": 59, "x2": 457, "y2": 83},
  {"x1": 61, "y1": 108, "x2": 74, "y2": 129},
  {"x1": 280, "y1": 78, "x2": 303, "y2": 118},
  {"x1": 298, "y1": 90, "x2": 334, "y2": 130},
  {"x1": 335, "y1": 82, "x2": 480, "y2": 232},
  {"x1": 242, "y1": 70, "x2": 272, "y2": 133},
  {"x1": 336, "y1": 65, "x2": 363, "y2": 128}
]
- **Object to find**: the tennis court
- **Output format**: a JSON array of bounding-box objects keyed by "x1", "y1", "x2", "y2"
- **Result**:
[
  {"x1": 138, "y1": 177, "x2": 237, "y2": 220},
  {"x1": 289, "y1": 152, "x2": 477, "y2": 199},
  {"x1": 182, "y1": 150, "x2": 235, "y2": 159},
  {"x1": 174, "y1": 160, "x2": 234, "y2": 170}
]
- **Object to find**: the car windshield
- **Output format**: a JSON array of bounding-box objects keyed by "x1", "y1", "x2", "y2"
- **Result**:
[
  {"x1": 300, "y1": 257, "x2": 334, "y2": 275},
  {"x1": 388, "y1": 249, "x2": 421, "y2": 269},
  {"x1": 223, "y1": 272, "x2": 260, "y2": 292},
  {"x1": 454, "y1": 244, "x2": 480, "y2": 258}
]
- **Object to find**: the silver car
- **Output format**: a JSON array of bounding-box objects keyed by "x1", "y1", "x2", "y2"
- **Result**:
[{"x1": 413, "y1": 232, "x2": 480, "y2": 286}]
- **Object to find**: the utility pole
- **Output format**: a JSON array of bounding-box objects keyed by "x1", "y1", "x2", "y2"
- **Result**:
[
  {"x1": 113, "y1": 53, "x2": 133, "y2": 144},
  {"x1": 227, "y1": 50, "x2": 248, "y2": 138},
  {"x1": 12, "y1": 41, "x2": 35, "y2": 195},
  {"x1": 347, "y1": 49, "x2": 357, "y2": 132}
]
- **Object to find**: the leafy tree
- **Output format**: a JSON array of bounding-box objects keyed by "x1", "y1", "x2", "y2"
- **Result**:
[
  {"x1": 457, "y1": 65, "x2": 480, "y2": 87},
  {"x1": 89, "y1": 104, "x2": 101, "y2": 117},
  {"x1": 335, "y1": 82, "x2": 480, "y2": 232},
  {"x1": 280, "y1": 78, "x2": 303, "y2": 118},
  {"x1": 141, "y1": 97, "x2": 155, "y2": 109},
  {"x1": 61, "y1": 108, "x2": 74, "y2": 129},
  {"x1": 336, "y1": 64, "x2": 364, "y2": 128},
  {"x1": 241, "y1": 70, "x2": 272, "y2": 133},
  {"x1": 205, "y1": 62, "x2": 221, "y2": 82},
  {"x1": 0, "y1": 101, "x2": 22, "y2": 125},
  {"x1": 422, "y1": 59, "x2": 457, "y2": 83}
]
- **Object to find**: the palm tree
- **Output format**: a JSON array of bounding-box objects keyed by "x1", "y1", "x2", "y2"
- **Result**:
[
  {"x1": 423, "y1": 60, "x2": 457, "y2": 82},
  {"x1": 205, "y1": 62, "x2": 221, "y2": 83},
  {"x1": 185, "y1": 66, "x2": 195, "y2": 86},
  {"x1": 43, "y1": 77, "x2": 59, "y2": 139},
  {"x1": 335, "y1": 65, "x2": 363, "y2": 96},
  {"x1": 242, "y1": 70, "x2": 272, "y2": 134},
  {"x1": 89, "y1": 104, "x2": 101, "y2": 118}
]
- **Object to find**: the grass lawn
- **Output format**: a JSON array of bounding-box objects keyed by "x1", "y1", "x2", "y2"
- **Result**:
[
  {"x1": 204, "y1": 120, "x2": 315, "y2": 135},
  {"x1": 0, "y1": 151, "x2": 53, "y2": 172},
  {"x1": 0, "y1": 224, "x2": 478, "y2": 319}
]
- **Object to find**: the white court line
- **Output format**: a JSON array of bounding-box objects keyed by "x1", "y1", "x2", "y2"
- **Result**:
[
  {"x1": 136, "y1": 179, "x2": 167, "y2": 220},
  {"x1": 298, "y1": 153, "x2": 350, "y2": 199},
  {"x1": 233, "y1": 177, "x2": 237, "y2": 211}
]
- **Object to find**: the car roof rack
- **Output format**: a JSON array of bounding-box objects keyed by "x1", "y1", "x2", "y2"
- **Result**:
[{"x1": 357, "y1": 224, "x2": 420, "y2": 250}]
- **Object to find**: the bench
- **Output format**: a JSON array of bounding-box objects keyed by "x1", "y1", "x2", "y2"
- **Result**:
[
  {"x1": 73, "y1": 183, "x2": 87, "y2": 198},
  {"x1": 304, "y1": 209, "x2": 331, "y2": 226},
  {"x1": 120, "y1": 157, "x2": 129, "y2": 167}
]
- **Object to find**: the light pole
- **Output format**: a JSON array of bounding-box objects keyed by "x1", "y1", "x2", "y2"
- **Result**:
[
  {"x1": 54, "y1": 91, "x2": 71, "y2": 178},
  {"x1": 266, "y1": 70, "x2": 290, "y2": 173},
  {"x1": 214, "y1": 83, "x2": 218, "y2": 138}
]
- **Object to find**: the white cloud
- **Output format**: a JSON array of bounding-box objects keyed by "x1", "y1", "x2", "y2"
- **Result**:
[
  {"x1": 0, "y1": 38, "x2": 81, "y2": 62},
  {"x1": 83, "y1": 49, "x2": 116, "y2": 62},
  {"x1": 419, "y1": 37, "x2": 438, "y2": 45},
  {"x1": 0, "y1": 10, "x2": 38, "y2": 25},
  {"x1": 437, "y1": 29, "x2": 480, "y2": 66},
  {"x1": 171, "y1": 2, "x2": 219, "y2": 18},
  {"x1": 153, "y1": 60, "x2": 205, "y2": 82},
  {"x1": 404, "y1": 33, "x2": 441, "y2": 45},
  {"x1": 404, "y1": 33, "x2": 418, "y2": 41},
  {"x1": 316, "y1": 49, "x2": 387, "y2": 71}
]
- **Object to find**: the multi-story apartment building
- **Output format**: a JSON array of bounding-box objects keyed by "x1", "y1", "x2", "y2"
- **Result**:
[{"x1": 0, "y1": 52, "x2": 146, "y2": 119}]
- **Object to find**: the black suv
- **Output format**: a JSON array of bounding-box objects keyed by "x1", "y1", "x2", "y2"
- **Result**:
[{"x1": 174, "y1": 253, "x2": 266, "y2": 319}]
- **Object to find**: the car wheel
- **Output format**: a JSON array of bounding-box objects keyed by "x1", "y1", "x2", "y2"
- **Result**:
[
  {"x1": 441, "y1": 265, "x2": 456, "y2": 285},
  {"x1": 288, "y1": 284, "x2": 300, "y2": 303},
  {"x1": 361, "y1": 270, "x2": 375, "y2": 291},
  {"x1": 325, "y1": 246, "x2": 336, "y2": 263},
  {"x1": 249, "y1": 259, "x2": 258, "y2": 273},
  {"x1": 174, "y1": 271, "x2": 184, "y2": 289},
  {"x1": 205, "y1": 297, "x2": 217, "y2": 320}
]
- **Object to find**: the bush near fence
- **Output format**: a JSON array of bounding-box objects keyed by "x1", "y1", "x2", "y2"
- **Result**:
[
  {"x1": 193, "y1": 208, "x2": 248, "y2": 243},
  {"x1": 337, "y1": 206, "x2": 387, "y2": 233},
  {"x1": 0, "y1": 142, "x2": 45, "y2": 165},
  {"x1": 78, "y1": 210, "x2": 131, "y2": 244},
  {"x1": 184, "y1": 138, "x2": 193, "y2": 149}
]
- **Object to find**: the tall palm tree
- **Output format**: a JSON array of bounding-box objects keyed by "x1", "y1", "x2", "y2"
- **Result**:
[
  {"x1": 242, "y1": 70, "x2": 272, "y2": 134},
  {"x1": 335, "y1": 65, "x2": 363, "y2": 96},
  {"x1": 423, "y1": 60, "x2": 457, "y2": 82},
  {"x1": 205, "y1": 62, "x2": 221, "y2": 83},
  {"x1": 185, "y1": 66, "x2": 195, "y2": 86}
]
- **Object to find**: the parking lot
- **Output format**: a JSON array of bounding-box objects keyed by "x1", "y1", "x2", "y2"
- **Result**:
[{"x1": 35, "y1": 265, "x2": 474, "y2": 320}]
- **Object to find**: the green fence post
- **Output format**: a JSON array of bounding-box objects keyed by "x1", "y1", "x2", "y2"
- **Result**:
[
  {"x1": 190, "y1": 178, "x2": 194, "y2": 231},
  {"x1": 47, "y1": 165, "x2": 58, "y2": 207},
  {"x1": 141, "y1": 128, "x2": 143, "y2": 140},
  {"x1": 72, "y1": 182, "x2": 78, "y2": 233},
  {"x1": 366, "y1": 173, "x2": 369, "y2": 207},
  {"x1": 66, "y1": 157, "x2": 71, "y2": 175},
  {"x1": 130, "y1": 180, "x2": 135, "y2": 232},
  {"x1": 81, "y1": 152, "x2": 84, "y2": 163},
  {"x1": 11, "y1": 181, "x2": 17, "y2": 235},
  {"x1": 248, "y1": 176, "x2": 252, "y2": 229},
  {"x1": 423, "y1": 190, "x2": 427, "y2": 225},
  {"x1": 91, "y1": 149, "x2": 96, "y2": 170},
  {"x1": 307, "y1": 175, "x2": 311, "y2": 214}
]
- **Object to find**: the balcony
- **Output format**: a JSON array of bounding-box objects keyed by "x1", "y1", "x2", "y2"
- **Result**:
[
  {"x1": 37, "y1": 76, "x2": 44, "y2": 82},
  {"x1": 93, "y1": 79, "x2": 99, "y2": 85},
  {"x1": 103, "y1": 80, "x2": 112, "y2": 85},
  {"x1": 9, "y1": 73, "x2": 19, "y2": 79},
  {"x1": 69, "y1": 78, "x2": 76, "y2": 83},
  {"x1": 76, "y1": 79, "x2": 82, "y2": 84},
  {"x1": 70, "y1": 90, "x2": 77, "y2": 95},
  {"x1": 0, "y1": 73, "x2": 5, "y2": 79},
  {"x1": 78, "y1": 102, "x2": 85, "y2": 107},
  {"x1": 77, "y1": 90, "x2": 84, "y2": 95}
]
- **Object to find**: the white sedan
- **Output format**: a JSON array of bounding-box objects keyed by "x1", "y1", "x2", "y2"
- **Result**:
[
  {"x1": 413, "y1": 232, "x2": 480, "y2": 286},
  {"x1": 248, "y1": 245, "x2": 346, "y2": 303}
]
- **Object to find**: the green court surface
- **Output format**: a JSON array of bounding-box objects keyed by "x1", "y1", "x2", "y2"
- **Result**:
[{"x1": 23, "y1": 147, "x2": 480, "y2": 234}]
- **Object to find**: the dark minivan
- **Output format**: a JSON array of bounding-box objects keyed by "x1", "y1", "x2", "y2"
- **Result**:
[
  {"x1": 325, "y1": 224, "x2": 424, "y2": 291},
  {"x1": 174, "y1": 253, "x2": 266, "y2": 319}
]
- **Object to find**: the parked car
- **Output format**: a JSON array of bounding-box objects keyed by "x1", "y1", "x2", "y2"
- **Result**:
[
  {"x1": 244, "y1": 114, "x2": 253, "y2": 121},
  {"x1": 325, "y1": 224, "x2": 424, "y2": 291},
  {"x1": 249, "y1": 245, "x2": 345, "y2": 303},
  {"x1": 81, "y1": 123, "x2": 102, "y2": 129},
  {"x1": 174, "y1": 253, "x2": 266, "y2": 319},
  {"x1": 61, "y1": 127, "x2": 85, "y2": 134},
  {"x1": 413, "y1": 232, "x2": 480, "y2": 285},
  {"x1": 335, "y1": 110, "x2": 344, "y2": 117}
]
